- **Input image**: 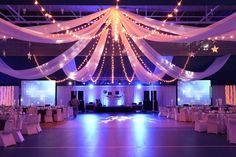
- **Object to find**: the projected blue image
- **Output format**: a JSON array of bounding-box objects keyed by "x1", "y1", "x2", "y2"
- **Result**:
[
  {"x1": 178, "y1": 80, "x2": 211, "y2": 105},
  {"x1": 21, "y1": 81, "x2": 56, "y2": 106}
]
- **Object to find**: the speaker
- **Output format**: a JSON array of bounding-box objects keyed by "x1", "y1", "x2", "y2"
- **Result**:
[
  {"x1": 153, "y1": 100, "x2": 158, "y2": 111},
  {"x1": 143, "y1": 100, "x2": 152, "y2": 111},
  {"x1": 115, "y1": 91, "x2": 119, "y2": 95},
  {"x1": 79, "y1": 100, "x2": 85, "y2": 112},
  {"x1": 71, "y1": 91, "x2": 77, "y2": 99},
  {"x1": 151, "y1": 91, "x2": 157, "y2": 101},
  {"x1": 77, "y1": 91, "x2": 84, "y2": 101},
  {"x1": 144, "y1": 91, "x2": 150, "y2": 101}
]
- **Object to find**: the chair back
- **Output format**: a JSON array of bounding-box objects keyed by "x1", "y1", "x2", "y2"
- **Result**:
[
  {"x1": 3, "y1": 120, "x2": 15, "y2": 133},
  {"x1": 46, "y1": 109, "x2": 53, "y2": 116}
]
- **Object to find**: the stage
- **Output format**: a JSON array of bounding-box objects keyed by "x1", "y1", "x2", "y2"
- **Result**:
[
  {"x1": 95, "y1": 106, "x2": 135, "y2": 113},
  {"x1": 84, "y1": 105, "x2": 144, "y2": 113}
]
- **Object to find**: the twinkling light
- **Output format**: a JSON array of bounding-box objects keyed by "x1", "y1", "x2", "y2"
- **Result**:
[
  {"x1": 126, "y1": 34, "x2": 152, "y2": 73},
  {"x1": 121, "y1": 13, "x2": 184, "y2": 40},
  {"x1": 34, "y1": 0, "x2": 109, "y2": 41},
  {"x1": 91, "y1": 31, "x2": 111, "y2": 83},
  {"x1": 111, "y1": 9, "x2": 121, "y2": 42},
  {"x1": 117, "y1": 36, "x2": 135, "y2": 83},
  {"x1": 33, "y1": 55, "x2": 70, "y2": 83},
  {"x1": 123, "y1": 33, "x2": 191, "y2": 83},
  {"x1": 76, "y1": 36, "x2": 101, "y2": 71},
  {"x1": 120, "y1": 0, "x2": 184, "y2": 39},
  {"x1": 162, "y1": 0, "x2": 183, "y2": 26},
  {"x1": 33, "y1": 1, "x2": 192, "y2": 84},
  {"x1": 111, "y1": 32, "x2": 115, "y2": 84},
  {"x1": 116, "y1": 0, "x2": 120, "y2": 9}
]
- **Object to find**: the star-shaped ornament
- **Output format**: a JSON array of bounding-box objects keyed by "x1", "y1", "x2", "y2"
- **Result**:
[
  {"x1": 211, "y1": 45, "x2": 219, "y2": 53},
  {"x1": 2, "y1": 50, "x2": 6, "y2": 57},
  {"x1": 189, "y1": 52, "x2": 195, "y2": 58},
  {"x1": 27, "y1": 51, "x2": 32, "y2": 60}
]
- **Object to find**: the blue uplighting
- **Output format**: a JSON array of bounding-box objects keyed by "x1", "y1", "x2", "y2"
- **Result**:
[
  {"x1": 136, "y1": 84, "x2": 142, "y2": 89},
  {"x1": 89, "y1": 84, "x2": 94, "y2": 89}
]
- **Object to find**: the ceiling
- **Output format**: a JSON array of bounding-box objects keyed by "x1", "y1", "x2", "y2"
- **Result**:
[
  {"x1": 0, "y1": 1, "x2": 236, "y2": 84},
  {"x1": 0, "y1": 1, "x2": 235, "y2": 56},
  {"x1": 1, "y1": 0, "x2": 236, "y2": 5}
]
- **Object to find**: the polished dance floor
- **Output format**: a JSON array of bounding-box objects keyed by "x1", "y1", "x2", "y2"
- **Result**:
[{"x1": 1, "y1": 114, "x2": 236, "y2": 157}]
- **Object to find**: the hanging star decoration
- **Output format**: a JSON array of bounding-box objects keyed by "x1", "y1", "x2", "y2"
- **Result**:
[
  {"x1": 189, "y1": 52, "x2": 195, "y2": 58},
  {"x1": 211, "y1": 45, "x2": 219, "y2": 53},
  {"x1": 2, "y1": 50, "x2": 6, "y2": 57},
  {"x1": 27, "y1": 51, "x2": 32, "y2": 60}
]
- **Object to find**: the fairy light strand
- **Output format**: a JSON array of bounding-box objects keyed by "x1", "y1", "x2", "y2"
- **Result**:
[
  {"x1": 91, "y1": 31, "x2": 111, "y2": 82},
  {"x1": 34, "y1": 0, "x2": 109, "y2": 40},
  {"x1": 126, "y1": 35, "x2": 152, "y2": 73},
  {"x1": 120, "y1": 0, "x2": 183, "y2": 39},
  {"x1": 33, "y1": 55, "x2": 70, "y2": 83},
  {"x1": 117, "y1": 36, "x2": 135, "y2": 83},
  {"x1": 124, "y1": 33, "x2": 191, "y2": 83},
  {"x1": 111, "y1": 33, "x2": 115, "y2": 84},
  {"x1": 121, "y1": 13, "x2": 184, "y2": 40}
]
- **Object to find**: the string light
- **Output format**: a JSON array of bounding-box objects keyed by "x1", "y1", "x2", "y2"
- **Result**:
[
  {"x1": 76, "y1": 36, "x2": 101, "y2": 71},
  {"x1": 124, "y1": 33, "x2": 191, "y2": 83},
  {"x1": 126, "y1": 34, "x2": 152, "y2": 73},
  {"x1": 162, "y1": 0, "x2": 183, "y2": 26},
  {"x1": 33, "y1": 1, "x2": 191, "y2": 84},
  {"x1": 34, "y1": 0, "x2": 109, "y2": 41},
  {"x1": 111, "y1": 9, "x2": 121, "y2": 42},
  {"x1": 120, "y1": 0, "x2": 184, "y2": 39},
  {"x1": 111, "y1": 31, "x2": 115, "y2": 84},
  {"x1": 117, "y1": 36, "x2": 135, "y2": 83},
  {"x1": 91, "y1": 31, "x2": 111, "y2": 82},
  {"x1": 116, "y1": 0, "x2": 120, "y2": 9},
  {"x1": 31, "y1": 18, "x2": 111, "y2": 83},
  {"x1": 33, "y1": 55, "x2": 70, "y2": 83},
  {"x1": 208, "y1": 35, "x2": 235, "y2": 41},
  {"x1": 32, "y1": 31, "x2": 103, "y2": 83},
  {"x1": 121, "y1": 13, "x2": 184, "y2": 40}
]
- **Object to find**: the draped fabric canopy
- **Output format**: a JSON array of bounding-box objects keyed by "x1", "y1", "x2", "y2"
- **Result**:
[{"x1": 0, "y1": 7, "x2": 233, "y2": 83}]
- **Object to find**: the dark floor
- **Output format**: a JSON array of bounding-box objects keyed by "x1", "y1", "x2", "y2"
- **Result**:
[{"x1": 1, "y1": 113, "x2": 236, "y2": 157}]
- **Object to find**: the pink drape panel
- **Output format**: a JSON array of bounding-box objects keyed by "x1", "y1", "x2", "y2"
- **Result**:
[
  {"x1": 120, "y1": 31, "x2": 229, "y2": 83},
  {"x1": 63, "y1": 29, "x2": 109, "y2": 82},
  {"x1": 225, "y1": 85, "x2": 236, "y2": 105},
  {"x1": 0, "y1": 8, "x2": 232, "y2": 83},
  {"x1": 0, "y1": 10, "x2": 110, "y2": 43},
  {"x1": 0, "y1": 86, "x2": 15, "y2": 106},
  {"x1": 28, "y1": 9, "x2": 109, "y2": 33},
  {"x1": 0, "y1": 38, "x2": 91, "y2": 79},
  {"x1": 122, "y1": 10, "x2": 236, "y2": 42}
]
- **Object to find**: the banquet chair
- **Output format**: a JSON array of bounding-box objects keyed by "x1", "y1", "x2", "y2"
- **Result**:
[
  {"x1": 227, "y1": 119, "x2": 236, "y2": 144},
  {"x1": 63, "y1": 107, "x2": 68, "y2": 119},
  {"x1": 194, "y1": 112, "x2": 207, "y2": 132},
  {"x1": 179, "y1": 108, "x2": 189, "y2": 122},
  {"x1": 53, "y1": 109, "x2": 63, "y2": 122},
  {"x1": 12, "y1": 115, "x2": 24, "y2": 143},
  {"x1": 207, "y1": 114, "x2": 220, "y2": 134},
  {"x1": 44, "y1": 109, "x2": 53, "y2": 123},
  {"x1": 188, "y1": 107, "x2": 195, "y2": 122},
  {"x1": 27, "y1": 107, "x2": 37, "y2": 115},
  {"x1": 68, "y1": 107, "x2": 74, "y2": 118},
  {"x1": 22, "y1": 115, "x2": 38, "y2": 135},
  {"x1": 169, "y1": 108, "x2": 175, "y2": 119},
  {"x1": 158, "y1": 107, "x2": 165, "y2": 117},
  {"x1": 174, "y1": 108, "x2": 180, "y2": 121},
  {"x1": 0, "y1": 120, "x2": 16, "y2": 147},
  {"x1": 36, "y1": 114, "x2": 42, "y2": 133}
]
